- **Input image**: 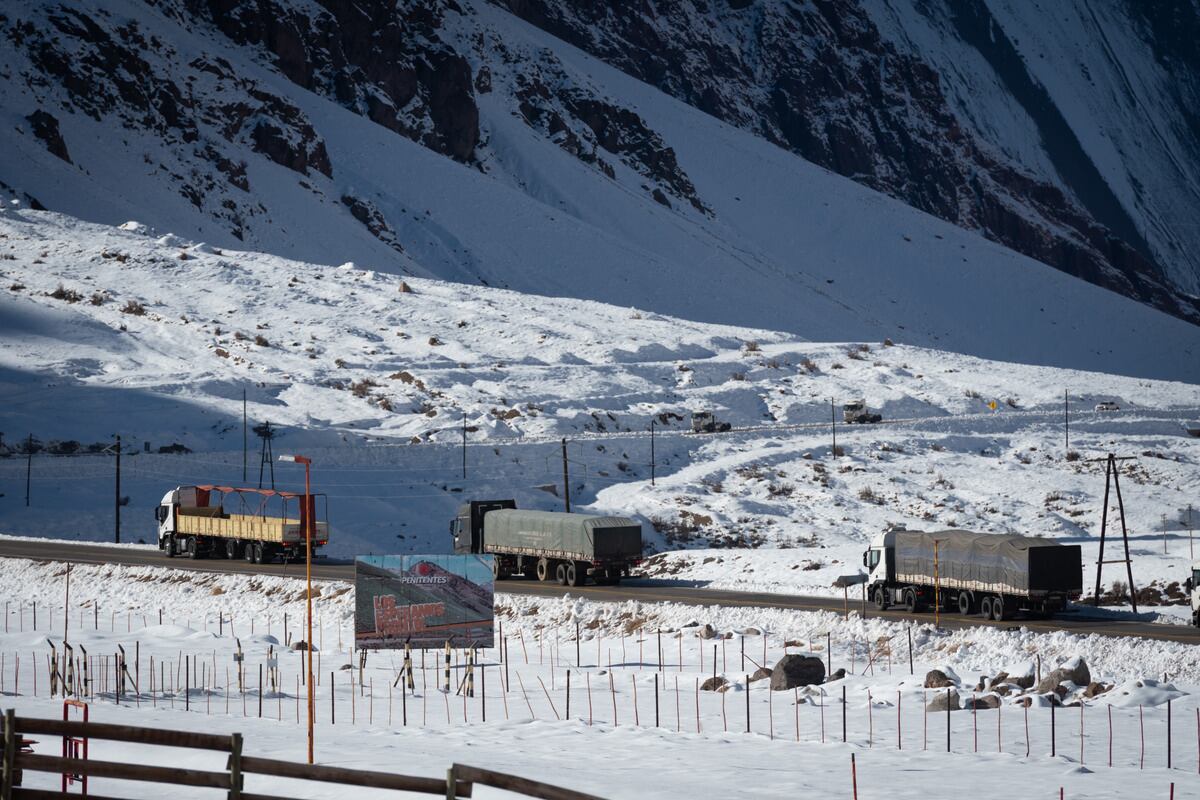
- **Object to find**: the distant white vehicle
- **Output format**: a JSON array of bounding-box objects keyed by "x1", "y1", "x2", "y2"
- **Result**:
[
  {"x1": 1094, "y1": 401, "x2": 1120, "y2": 412},
  {"x1": 842, "y1": 399, "x2": 882, "y2": 424}
]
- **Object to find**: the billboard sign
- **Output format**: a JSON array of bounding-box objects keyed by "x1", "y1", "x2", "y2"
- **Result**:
[{"x1": 355, "y1": 554, "x2": 494, "y2": 649}]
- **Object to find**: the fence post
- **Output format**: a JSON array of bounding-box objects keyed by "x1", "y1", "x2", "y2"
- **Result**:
[
  {"x1": 446, "y1": 766, "x2": 456, "y2": 800},
  {"x1": 2, "y1": 708, "x2": 15, "y2": 800},
  {"x1": 228, "y1": 732, "x2": 243, "y2": 800}
]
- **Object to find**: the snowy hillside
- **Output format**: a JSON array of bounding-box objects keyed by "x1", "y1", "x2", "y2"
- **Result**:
[
  {"x1": 2, "y1": 208, "x2": 1198, "y2": 599},
  {"x1": 2, "y1": 0, "x2": 1200, "y2": 381}
]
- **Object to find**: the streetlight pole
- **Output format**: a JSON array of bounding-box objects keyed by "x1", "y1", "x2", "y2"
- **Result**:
[{"x1": 279, "y1": 453, "x2": 314, "y2": 764}]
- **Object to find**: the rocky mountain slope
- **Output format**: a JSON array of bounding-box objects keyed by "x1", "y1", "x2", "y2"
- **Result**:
[
  {"x1": 500, "y1": 0, "x2": 1200, "y2": 320},
  {"x1": 1, "y1": 0, "x2": 1198, "y2": 372}
]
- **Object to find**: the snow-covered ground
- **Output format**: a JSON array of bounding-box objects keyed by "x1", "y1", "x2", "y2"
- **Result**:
[
  {"x1": 2, "y1": 209, "x2": 1199, "y2": 597},
  {"x1": 0, "y1": 558, "x2": 1195, "y2": 799}
]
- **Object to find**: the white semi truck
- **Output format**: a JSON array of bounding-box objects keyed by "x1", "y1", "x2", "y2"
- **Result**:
[
  {"x1": 864, "y1": 528, "x2": 1082, "y2": 620},
  {"x1": 156, "y1": 484, "x2": 328, "y2": 563},
  {"x1": 843, "y1": 400, "x2": 882, "y2": 424}
]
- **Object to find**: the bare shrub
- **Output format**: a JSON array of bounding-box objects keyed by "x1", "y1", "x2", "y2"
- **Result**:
[
  {"x1": 857, "y1": 486, "x2": 883, "y2": 504},
  {"x1": 334, "y1": 358, "x2": 347, "y2": 369},
  {"x1": 428, "y1": 336, "x2": 443, "y2": 346},
  {"x1": 743, "y1": 340, "x2": 760, "y2": 352},
  {"x1": 883, "y1": 338, "x2": 894, "y2": 347},
  {"x1": 1005, "y1": 397, "x2": 1019, "y2": 408},
  {"x1": 398, "y1": 281, "x2": 413, "y2": 293},
  {"x1": 800, "y1": 357, "x2": 819, "y2": 374},
  {"x1": 8, "y1": 282, "x2": 25, "y2": 292},
  {"x1": 120, "y1": 299, "x2": 146, "y2": 316},
  {"x1": 89, "y1": 291, "x2": 108, "y2": 306},
  {"x1": 1065, "y1": 450, "x2": 1081, "y2": 462},
  {"x1": 234, "y1": 331, "x2": 247, "y2": 341},
  {"x1": 350, "y1": 379, "x2": 378, "y2": 398},
  {"x1": 49, "y1": 284, "x2": 83, "y2": 303},
  {"x1": 254, "y1": 334, "x2": 270, "y2": 347},
  {"x1": 731, "y1": 371, "x2": 746, "y2": 381},
  {"x1": 964, "y1": 389, "x2": 981, "y2": 399}
]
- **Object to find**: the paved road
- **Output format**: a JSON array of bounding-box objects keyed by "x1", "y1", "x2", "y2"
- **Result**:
[{"x1": 1, "y1": 539, "x2": 1197, "y2": 644}]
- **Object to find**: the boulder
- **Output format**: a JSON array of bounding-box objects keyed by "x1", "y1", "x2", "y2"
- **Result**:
[
  {"x1": 965, "y1": 694, "x2": 1001, "y2": 710},
  {"x1": 1035, "y1": 668, "x2": 1083, "y2": 694},
  {"x1": 770, "y1": 654, "x2": 826, "y2": 690},
  {"x1": 924, "y1": 669, "x2": 955, "y2": 689},
  {"x1": 927, "y1": 689, "x2": 960, "y2": 712},
  {"x1": 993, "y1": 684, "x2": 1012, "y2": 697},
  {"x1": 698, "y1": 624, "x2": 718, "y2": 640},
  {"x1": 750, "y1": 667, "x2": 772, "y2": 682},
  {"x1": 1059, "y1": 657, "x2": 1091, "y2": 687},
  {"x1": 1003, "y1": 660, "x2": 1036, "y2": 689},
  {"x1": 1084, "y1": 682, "x2": 1111, "y2": 698},
  {"x1": 828, "y1": 668, "x2": 847, "y2": 682},
  {"x1": 700, "y1": 676, "x2": 728, "y2": 692}
]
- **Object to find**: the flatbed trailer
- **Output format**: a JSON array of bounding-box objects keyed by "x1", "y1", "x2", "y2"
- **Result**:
[{"x1": 156, "y1": 484, "x2": 328, "y2": 564}]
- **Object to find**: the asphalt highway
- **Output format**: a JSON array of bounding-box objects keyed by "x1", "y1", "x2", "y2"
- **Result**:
[{"x1": 1, "y1": 539, "x2": 1196, "y2": 644}]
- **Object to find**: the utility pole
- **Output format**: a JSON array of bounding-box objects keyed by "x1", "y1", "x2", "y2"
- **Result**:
[
  {"x1": 1064, "y1": 389, "x2": 1069, "y2": 452},
  {"x1": 114, "y1": 434, "x2": 121, "y2": 544},
  {"x1": 462, "y1": 412, "x2": 467, "y2": 480},
  {"x1": 561, "y1": 438, "x2": 571, "y2": 513},
  {"x1": 650, "y1": 419, "x2": 656, "y2": 487},
  {"x1": 243, "y1": 388, "x2": 247, "y2": 482},
  {"x1": 831, "y1": 399, "x2": 837, "y2": 457},
  {"x1": 25, "y1": 433, "x2": 32, "y2": 507}
]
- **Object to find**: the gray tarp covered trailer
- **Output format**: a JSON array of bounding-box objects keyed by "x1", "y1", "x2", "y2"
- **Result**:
[
  {"x1": 893, "y1": 529, "x2": 1082, "y2": 598},
  {"x1": 483, "y1": 509, "x2": 642, "y2": 562}
]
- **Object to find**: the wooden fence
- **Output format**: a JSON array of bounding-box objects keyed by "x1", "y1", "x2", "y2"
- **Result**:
[{"x1": 1, "y1": 710, "x2": 603, "y2": 800}]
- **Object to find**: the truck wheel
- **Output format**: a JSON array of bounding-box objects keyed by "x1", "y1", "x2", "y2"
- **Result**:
[
  {"x1": 492, "y1": 558, "x2": 507, "y2": 581},
  {"x1": 536, "y1": 558, "x2": 551, "y2": 582},
  {"x1": 566, "y1": 563, "x2": 581, "y2": 587},
  {"x1": 958, "y1": 592, "x2": 974, "y2": 615},
  {"x1": 225, "y1": 539, "x2": 240, "y2": 560},
  {"x1": 994, "y1": 595, "x2": 1010, "y2": 621},
  {"x1": 980, "y1": 596, "x2": 994, "y2": 620},
  {"x1": 555, "y1": 562, "x2": 567, "y2": 585},
  {"x1": 244, "y1": 541, "x2": 255, "y2": 562},
  {"x1": 186, "y1": 536, "x2": 200, "y2": 559},
  {"x1": 873, "y1": 587, "x2": 888, "y2": 610},
  {"x1": 164, "y1": 535, "x2": 176, "y2": 558},
  {"x1": 903, "y1": 588, "x2": 918, "y2": 613}
]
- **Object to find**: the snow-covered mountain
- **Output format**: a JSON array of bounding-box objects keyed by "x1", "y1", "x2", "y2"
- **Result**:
[
  {"x1": 499, "y1": 0, "x2": 1200, "y2": 317},
  {"x1": 2, "y1": 0, "x2": 1198, "y2": 380}
]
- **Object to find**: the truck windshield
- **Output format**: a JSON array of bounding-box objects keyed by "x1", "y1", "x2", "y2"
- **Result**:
[
  {"x1": 1194, "y1": 569, "x2": 1200, "y2": 587},
  {"x1": 868, "y1": 550, "x2": 880, "y2": 568}
]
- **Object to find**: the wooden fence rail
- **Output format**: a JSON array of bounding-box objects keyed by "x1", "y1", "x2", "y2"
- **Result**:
[{"x1": 2, "y1": 710, "x2": 602, "y2": 800}]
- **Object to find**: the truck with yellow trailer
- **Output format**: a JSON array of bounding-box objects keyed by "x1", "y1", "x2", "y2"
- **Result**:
[{"x1": 155, "y1": 484, "x2": 328, "y2": 563}]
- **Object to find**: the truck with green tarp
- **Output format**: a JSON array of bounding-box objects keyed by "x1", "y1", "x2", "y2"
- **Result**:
[
  {"x1": 863, "y1": 528, "x2": 1082, "y2": 620},
  {"x1": 451, "y1": 500, "x2": 643, "y2": 587}
]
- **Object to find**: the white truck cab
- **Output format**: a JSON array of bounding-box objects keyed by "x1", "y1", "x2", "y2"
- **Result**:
[
  {"x1": 155, "y1": 485, "x2": 197, "y2": 550},
  {"x1": 1187, "y1": 563, "x2": 1200, "y2": 628},
  {"x1": 863, "y1": 530, "x2": 896, "y2": 585}
]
